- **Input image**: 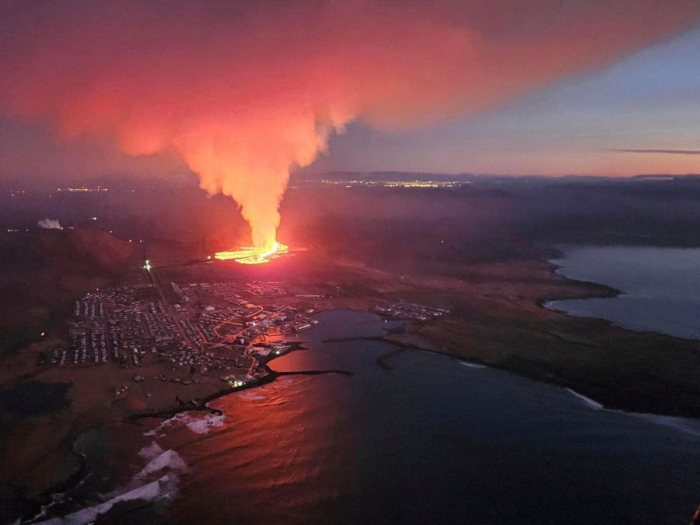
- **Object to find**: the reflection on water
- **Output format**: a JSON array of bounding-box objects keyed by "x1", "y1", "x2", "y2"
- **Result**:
[
  {"x1": 546, "y1": 245, "x2": 700, "y2": 340},
  {"x1": 149, "y1": 311, "x2": 700, "y2": 525}
]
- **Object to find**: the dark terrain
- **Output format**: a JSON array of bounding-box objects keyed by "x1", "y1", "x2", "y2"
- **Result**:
[{"x1": 2, "y1": 173, "x2": 700, "y2": 522}]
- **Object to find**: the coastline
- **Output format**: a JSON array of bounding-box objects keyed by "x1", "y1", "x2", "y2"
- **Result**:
[
  {"x1": 16, "y1": 296, "x2": 700, "y2": 523},
  {"x1": 20, "y1": 338, "x2": 349, "y2": 523},
  {"x1": 374, "y1": 255, "x2": 700, "y2": 419},
  {"x1": 535, "y1": 245, "x2": 623, "y2": 310},
  {"x1": 543, "y1": 250, "x2": 700, "y2": 344},
  {"x1": 6, "y1": 251, "x2": 700, "y2": 522},
  {"x1": 364, "y1": 331, "x2": 700, "y2": 438},
  {"x1": 38, "y1": 310, "x2": 700, "y2": 525}
]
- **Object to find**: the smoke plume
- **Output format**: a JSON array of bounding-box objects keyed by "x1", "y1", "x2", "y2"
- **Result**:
[
  {"x1": 37, "y1": 218, "x2": 63, "y2": 230},
  {"x1": 1, "y1": 0, "x2": 698, "y2": 248}
]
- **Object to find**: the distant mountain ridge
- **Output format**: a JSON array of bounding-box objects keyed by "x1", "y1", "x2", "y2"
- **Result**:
[{"x1": 293, "y1": 170, "x2": 700, "y2": 184}]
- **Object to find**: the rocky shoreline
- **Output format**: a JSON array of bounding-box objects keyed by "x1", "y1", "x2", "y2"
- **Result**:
[{"x1": 20, "y1": 336, "x2": 360, "y2": 523}]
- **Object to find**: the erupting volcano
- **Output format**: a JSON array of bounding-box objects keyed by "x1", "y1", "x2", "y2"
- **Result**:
[
  {"x1": 0, "y1": 0, "x2": 697, "y2": 253},
  {"x1": 215, "y1": 241, "x2": 289, "y2": 265}
]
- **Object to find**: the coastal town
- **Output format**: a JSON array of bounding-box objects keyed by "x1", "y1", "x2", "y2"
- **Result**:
[
  {"x1": 34, "y1": 255, "x2": 452, "y2": 407},
  {"x1": 39, "y1": 278, "x2": 322, "y2": 396},
  {"x1": 372, "y1": 302, "x2": 449, "y2": 321}
]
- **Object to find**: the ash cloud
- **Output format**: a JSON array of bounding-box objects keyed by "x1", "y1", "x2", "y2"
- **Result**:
[{"x1": 1, "y1": 0, "x2": 698, "y2": 247}]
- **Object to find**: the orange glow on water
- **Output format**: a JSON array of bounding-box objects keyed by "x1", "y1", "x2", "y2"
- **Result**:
[{"x1": 215, "y1": 241, "x2": 289, "y2": 265}]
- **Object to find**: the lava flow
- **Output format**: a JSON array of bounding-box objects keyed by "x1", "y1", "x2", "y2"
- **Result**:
[{"x1": 215, "y1": 241, "x2": 289, "y2": 265}]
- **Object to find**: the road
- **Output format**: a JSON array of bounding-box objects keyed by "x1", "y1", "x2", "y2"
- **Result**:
[{"x1": 145, "y1": 267, "x2": 198, "y2": 349}]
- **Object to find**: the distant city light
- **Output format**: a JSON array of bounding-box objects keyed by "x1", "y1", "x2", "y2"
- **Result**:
[
  {"x1": 56, "y1": 187, "x2": 109, "y2": 193},
  {"x1": 318, "y1": 179, "x2": 471, "y2": 188}
]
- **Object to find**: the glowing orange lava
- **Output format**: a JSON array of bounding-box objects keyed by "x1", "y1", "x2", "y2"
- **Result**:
[{"x1": 215, "y1": 241, "x2": 289, "y2": 265}]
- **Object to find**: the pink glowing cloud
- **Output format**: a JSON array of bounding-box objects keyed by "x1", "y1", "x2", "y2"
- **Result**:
[{"x1": 0, "y1": 0, "x2": 697, "y2": 246}]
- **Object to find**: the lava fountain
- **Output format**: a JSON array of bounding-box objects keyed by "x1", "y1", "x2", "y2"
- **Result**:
[
  {"x1": 215, "y1": 241, "x2": 289, "y2": 265},
  {"x1": 1, "y1": 0, "x2": 696, "y2": 262}
]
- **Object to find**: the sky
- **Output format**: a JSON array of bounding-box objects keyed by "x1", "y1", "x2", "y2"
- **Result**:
[
  {"x1": 310, "y1": 25, "x2": 700, "y2": 177},
  {"x1": 0, "y1": 0, "x2": 698, "y2": 184}
]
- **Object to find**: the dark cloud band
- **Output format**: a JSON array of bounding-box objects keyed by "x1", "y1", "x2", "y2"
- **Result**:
[{"x1": 614, "y1": 149, "x2": 700, "y2": 156}]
